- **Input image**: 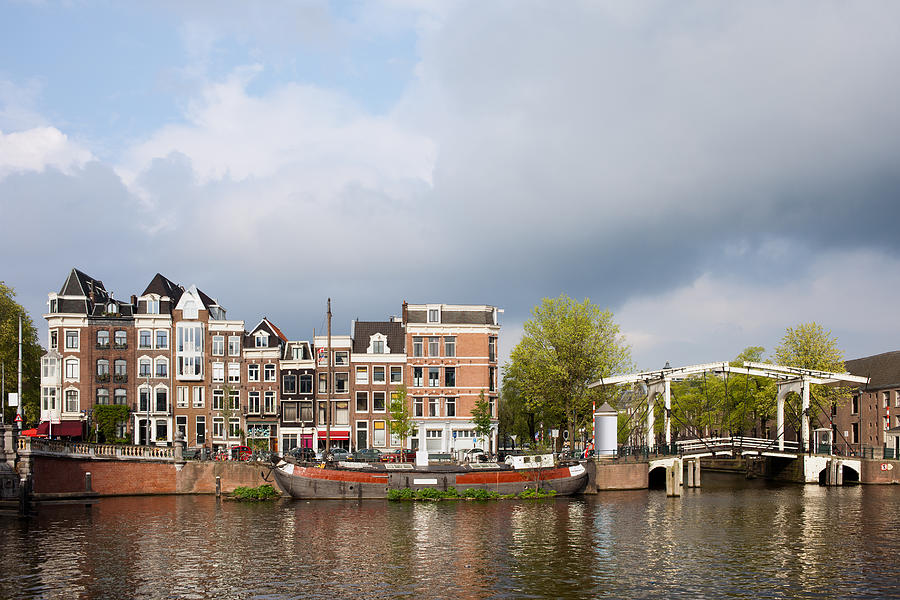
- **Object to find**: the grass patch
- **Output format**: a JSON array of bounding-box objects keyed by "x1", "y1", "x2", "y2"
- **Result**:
[{"x1": 230, "y1": 484, "x2": 280, "y2": 501}]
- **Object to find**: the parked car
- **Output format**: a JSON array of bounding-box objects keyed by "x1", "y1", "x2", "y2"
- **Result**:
[
  {"x1": 287, "y1": 447, "x2": 317, "y2": 462},
  {"x1": 462, "y1": 448, "x2": 488, "y2": 463},
  {"x1": 351, "y1": 447, "x2": 384, "y2": 462},
  {"x1": 324, "y1": 448, "x2": 350, "y2": 462},
  {"x1": 381, "y1": 449, "x2": 416, "y2": 463},
  {"x1": 230, "y1": 445, "x2": 252, "y2": 461}
]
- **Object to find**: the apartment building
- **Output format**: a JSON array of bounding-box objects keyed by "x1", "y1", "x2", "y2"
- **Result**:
[
  {"x1": 279, "y1": 340, "x2": 315, "y2": 451},
  {"x1": 350, "y1": 320, "x2": 406, "y2": 451},
  {"x1": 313, "y1": 334, "x2": 353, "y2": 451},
  {"x1": 243, "y1": 318, "x2": 287, "y2": 451}
]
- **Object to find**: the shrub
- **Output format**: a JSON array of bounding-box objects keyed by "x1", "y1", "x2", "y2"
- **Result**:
[
  {"x1": 231, "y1": 484, "x2": 279, "y2": 501},
  {"x1": 462, "y1": 488, "x2": 499, "y2": 500}
]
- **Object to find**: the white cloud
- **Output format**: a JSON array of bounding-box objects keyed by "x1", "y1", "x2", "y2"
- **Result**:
[{"x1": 0, "y1": 126, "x2": 93, "y2": 179}]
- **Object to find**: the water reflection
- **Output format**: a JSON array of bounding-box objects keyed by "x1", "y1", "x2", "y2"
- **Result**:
[{"x1": 2, "y1": 475, "x2": 900, "y2": 598}]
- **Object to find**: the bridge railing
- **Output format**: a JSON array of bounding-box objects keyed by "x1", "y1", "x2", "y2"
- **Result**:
[
  {"x1": 676, "y1": 437, "x2": 799, "y2": 455},
  {"x1": 17, "y1": 437, "x2": 174, "y2": 461}
]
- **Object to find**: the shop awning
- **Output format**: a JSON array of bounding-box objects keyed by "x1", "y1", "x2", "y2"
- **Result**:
[
  {"x1": 321, "y1": 430, "x2": 350, "y2": 440},
  {"x1": 36, "y1": 420, "x2": 84, "y2": 437}
]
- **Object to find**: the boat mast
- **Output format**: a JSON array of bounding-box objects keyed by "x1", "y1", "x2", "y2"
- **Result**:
[{"x1": 326, "y1": 298, "x2": 332, "y2": 454}]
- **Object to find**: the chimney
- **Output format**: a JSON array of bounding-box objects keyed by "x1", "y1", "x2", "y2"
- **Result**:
[
  {"x1": 402, "y1": 301, "x2": 408, "y2": 324},
  {"x1": 131, "y1": 295, "x2": 137, "y2": 307}
]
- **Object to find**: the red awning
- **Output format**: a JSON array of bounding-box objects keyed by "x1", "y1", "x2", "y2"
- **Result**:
[
  {"x1": 36, "y1": 421, "x2": 84, "y2": 438},
  {"x1": 21, "y1": 428, "x2": 39, "y2": 437},
  {"x1": 321, "y1": 431, "x2": 350, "y2": 440}
]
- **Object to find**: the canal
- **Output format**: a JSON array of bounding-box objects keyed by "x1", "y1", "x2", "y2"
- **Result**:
[{"x1": 1, "y1": 473, "x2": 898, "y2": 599}]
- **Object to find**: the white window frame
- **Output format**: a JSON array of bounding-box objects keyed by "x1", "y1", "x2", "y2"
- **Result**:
[
  {"x1": 177, "y1": 386, "x2": 189, "y2": 409},
  {"x1": 176, "y1": 323, "x2": 204, "y2": 380},
  {"x1": 147, "y1": 297, "x2": 160, "y2": 314},
  {"x1": 427, "y1": 307, "x2": 440, "y2": 323},
  {"x1": 390, "y1": 366, "x2": 402, "y2": 384},
  {"x1": 64, "y1": 329, "x2": 79, "y2": 351},
  {"x1": 138, "y1": 329, "x2": 152, "y2": 349},
  {"x1": 373, "y1": 420, "x2": 386, "y2": 447},
  {"x1": 263, "y1": 363, "x2": 276, "y2": 382},
  {"x1": 248, "y1": 363, "x2": 260, "y2": 382},
  {"x1": 212, "y1": 362, "x2": 224, "y2": 383},
  {"x1": 154, "y1": 356, "x2": 169, "y2": 379},
  {"x1": 248, "y1": 391, "x2": 261, "y2": 414},
  {"x1": 229, "y1": 418, "x2": 241, "y2": 438},
  {"x1": 212, "y1": 389, "x2": 224, "y2": 410},
  {"x1": 212, "y1": 335, "x2": 225, "y2": 356},
  {"x1": 264, "y1": 391, "x2": 276, "y2": 414},
  {"x1": 64, "y1": 387, "x2": 79, "y2": 413},
  {"x1": 228, "y1": 362, "x2": 240, "y2": 383},
  {"x1": 228, "y1": 336, "x2": 241, "y2": 357},
  {"x1": 155, "y1": 329, "x2": 169, "y2": 350},
  {"x1": 373, "y1": 391, "x2": 386, "y2": 413},
  {"x1": 213, "y1": 417, "x2": 225, "y2": 438},
  {"x1": 356, "y1": 366, "x2": 368, "y2": 384},
  {"x1": 192, "y1": 386, "x2": 205, "y2": 408},
  {"x1": 255, "y1": 333, "x2": 268, "y2": 348},
  {"x1": 138, "y1": 356, "x2": 151, "y2": 378},
  {"x1": 64, "y1": 357, "x2": 80, "y2": 381}
]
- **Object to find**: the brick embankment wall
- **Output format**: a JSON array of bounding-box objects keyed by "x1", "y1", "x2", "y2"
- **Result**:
[
  {"x1": 860, "y1": 459, "x2": 900, "y2": 484},
  {"x1": 31, "y1": 457, "x2": 272, "y2": 497},
  {"x1": 591, "y1": 461, "x2": 648, "y2": 491}
]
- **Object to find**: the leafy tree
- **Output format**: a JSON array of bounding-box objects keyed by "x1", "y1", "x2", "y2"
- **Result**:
[
  {"x1": 0, "y1": 282, "x2": 42, "y2": 426},
  {"x1": 774, "y1": 322, "x2": 848, "y2": 434},
  {"x1": 389, "y1": 385, "x2": 416, "y2": 451},
  {"x1": 505, "y1": 295, "x2": 632, "y2": 445},
  {"x1": 498, "y1": 372, "x2": 540, "y2": 449},
  {"x1": 471, "y1": 390, "x2": 494, "y2": 454}
]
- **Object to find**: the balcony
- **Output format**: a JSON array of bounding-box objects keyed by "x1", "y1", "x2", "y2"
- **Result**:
[
  {"x1": 113, "y1": 374, "x2": 128, "y2": 383},
  {"x1": 96, "y1": 373, "x2": 110, "y2": 383},
  {"x1": 113, "y1": 342, "x2": 128, "y2": 350},
  {"x1": 96, "y1": 343, "x2": 110, "y2": 350}
]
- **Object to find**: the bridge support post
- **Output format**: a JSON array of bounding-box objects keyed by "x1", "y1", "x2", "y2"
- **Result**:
[
  {"x1": 686, "y1": 459, "x2": 695, "y2": 487},
  {"x1": 693, "y1": 458, "x2": 701, "y2": 488},
  {"x1": 800, "y1": 377, "x2": 810, "y2": 453},
  {"x1": 666, "y1": 458, "x2": 682, "y2": 497},
  {"x1": 647, "y1": 392, "x2": 655, "y2": 452}
]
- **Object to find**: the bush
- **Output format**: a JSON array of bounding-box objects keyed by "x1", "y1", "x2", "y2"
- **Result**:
[
  {"x1": 231, "y1": 484, "x2": 279, "y2": 501},
  {"x1": 518, "y1": 488, "x2": 557, "y2": 499},
  {"x1": 387, "y1": 488, "x2": 415, "y2": 501},
  {"x1": 462, "y1": 488, "x2": 499, "y2": 500}
]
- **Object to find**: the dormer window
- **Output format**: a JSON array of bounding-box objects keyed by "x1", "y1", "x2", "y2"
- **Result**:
[
  {"x1": 367, "y1": 333, "x2": 389, "y2": 354},
  {"x1": 255, "y1": 333, "x2": 268, "y2": 348},
  {"x1": 428, "y1": 308, "x2": 440, "y2": 323},
  {"x1": 147, "y1": 298, "x2": 160, "y2": 314},
  {"x1": 107, "y1": 302, "x2": 118, "y2": 315}
]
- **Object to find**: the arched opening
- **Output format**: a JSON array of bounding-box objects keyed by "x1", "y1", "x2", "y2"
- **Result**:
[
  {"x1": 842, "y1": 465, "x2": 860, "y2": 485},
  {"x1": 648, "y1": 466, "x2": 666, "y2": 489},
  {"x1": 818, "y1": 468, "x2": 827, "y2": 486}
]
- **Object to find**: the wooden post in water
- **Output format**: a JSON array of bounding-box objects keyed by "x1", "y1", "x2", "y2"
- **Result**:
[
  {"x1": 216, "y1": 476, "x2": 221, "y2": 497},
  {"x1": 85, "y1": 472, "x2": 92, "y2": 493},
  {"x1": 686, "y1": 459, "x2": 695, "y2": 488},
  {"x1": 693, "y1": 458, "x2": 701, "y2": 488}
]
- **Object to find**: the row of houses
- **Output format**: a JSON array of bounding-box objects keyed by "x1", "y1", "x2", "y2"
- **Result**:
[{"x1": 39, "y1": 269, "x2": 501, "y2": 454}]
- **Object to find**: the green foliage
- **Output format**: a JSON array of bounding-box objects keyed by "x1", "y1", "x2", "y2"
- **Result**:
[
  {"x1": 505, "y1": 295, "x2": 632, "y2": 447},
  {"x1": 231, "y1": 484, "x2": 279, "y2": 501},
  {"x1": 0, "y1": 282, "x2": 42, "y2": 425},
  {"x1": 471, "y1": 391, "x2": 494, "y2": 452},
  {"x1": 386, "y1": 486, "x2": 554, "y2": 501},
  {"x1": 387, "y1": 488, "x2": 415, "y2": 500},
  {"x1": 518, "y1": 488, "x2": 557, "y2": 499},
  {"x1": 93, "y1": 404, "x2": 130, "y2": 443},
  {"x1": 389, "y1": 385, "x2": 416, "y2": 451}
]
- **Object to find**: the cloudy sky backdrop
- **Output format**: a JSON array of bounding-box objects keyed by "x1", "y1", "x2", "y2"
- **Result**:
[{"x1": 2, "y1": 1, "x2": 900, "y2": 371}]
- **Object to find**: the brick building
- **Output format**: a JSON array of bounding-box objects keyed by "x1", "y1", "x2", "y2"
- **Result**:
[
  {"x1": 831, "y1": 351, "x2": 900, "y2": 454},
  {"x1": 279, "y1": 340, "x2": 315, "y2": 451},
  {"x1": 313, "y1": 334, "x2": 353, "y2": 451},
  {"x1": 350, "y1": 319, "x2": 406, "y2": 451},
  {"x1": 243, "y1": 318, "x2": 287, "y2": 451}
]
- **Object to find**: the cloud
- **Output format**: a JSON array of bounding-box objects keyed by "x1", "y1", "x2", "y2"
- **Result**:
[{"x1": 0, "y1": 126, "x2": 93, "y2": 179}]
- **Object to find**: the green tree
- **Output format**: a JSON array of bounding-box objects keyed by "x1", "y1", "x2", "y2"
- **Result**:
[
  {"x1": 471, "y1": 390, "x2": 494, "y2": 454},
  {"x1": 389, "y1": 385, "x2": 416, "y2": 451},
  {"x1": 0, "y1": 282, "x2": 42, "y2": 426},
  {"x1": 498, "y1": 374, "x2": 538, "y2": 449},
  {"x1": 774, "y1": 322, "x2": 848, "y2": 434},
  {"x1": 505, "y1": 295, "x2": 633, "y2": 445}
]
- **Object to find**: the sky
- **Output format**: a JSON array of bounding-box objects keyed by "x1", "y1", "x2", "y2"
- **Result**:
[{"x1": 2, "y1": 0, "x2": 900, "y2": 372}]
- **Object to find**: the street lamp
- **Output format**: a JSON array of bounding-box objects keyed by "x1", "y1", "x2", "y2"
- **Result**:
[{"x1": 145, "y1": 374, "x2": 152, "y2": 447}]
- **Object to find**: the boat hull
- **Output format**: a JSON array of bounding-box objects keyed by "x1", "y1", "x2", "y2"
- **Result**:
[{"x1": 272, "y1": 462, "x2": 588, "y2": 499}]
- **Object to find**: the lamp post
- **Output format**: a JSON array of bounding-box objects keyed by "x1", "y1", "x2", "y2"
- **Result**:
[{"x1": 145, "y1": 375, "x2": 152, "y2": 447}]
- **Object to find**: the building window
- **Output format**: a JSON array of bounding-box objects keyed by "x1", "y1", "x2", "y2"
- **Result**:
[
  {"x1": 196, "y1": 416, "x2": 206, "y2": 445},
  {"x1": 373, "y1": 421, "x2": 386, "y2": 446},
  {"x1": 895, "y1": 391, "x2": 900, "y2": 408},
  {"x1": 65, "y1": 330, "x2": 79, "y2": 350},
  {"x1": 426, "y1": 429, "x2": 442, "y2": 438},
  {"x1": 228, "y1": 336, "x2": 241, "y2": 357},
  {"x1": 96, "y1": 330, "x2": 110, "y2": 349},
  {"x1": 156, "y1": 330, "x2": 168, "y2": 349},
  {"x1": 414, "y1": 397, "x2": 423, "y2": 417},
  {"x1": 300, "y1": 401, "x2": 313, "y2": 423},
  {"x1": 283, "y1": 403, "x2": 298, "y2": 422},
  {"x1": 264, "y1": 391, "x2": 276, "y2": 414},
  {"x1": 139, "y1": 358, "x2": 151, "y2": 378},
  {"x1": 96, "y1": 359, "x2": 109, "y2": 381},
  {"x1": 428, "y1": 308, "x2": 439, "y2": 323},
  {"x1": 335, "y1": 401, "x2": 349, "y2": 425},
  {"x1": 255, "y1": 333, "x2": 267, "y2": 348},
  {"x1": 413, "y1": 337, "x2": 423, "y2": 357},
  {"x1": 155, "y1": 420, "x2": 167, "y2": 441},
  {"x1": 446, "y1": 397, "x2": 456, "y2": 417},
  {"x1": 318, "y1": 373, "x2": 328, "y2": 393},
  {"x1": 41, "y1": 357, "x2": 57, "y2": 379},
  {"x1": 229, "y1": 389, "x2": 240, "y2": 410},
  {"x1": 489, "y1": 338, "x2": 497, "y2": 362},
  {"x1": 248, "y1": 392, "x2": 260, "y2": 414},
  {"x1": 147, "y1": 298, "x2": 159, "y2": 314},
  {"x1": 413, "y1": 367, "x2": 423, "y2": 387},
  {"x1": 212, "y1": 335, "x2": 225, "y2": 356},
  {"x1": 444, "y1": 337, "x2": 456, "y2": 357},
  {"x1": 318, "y1": 402, "x2": 327, "y2": 426},
  {"x1": 213, "y1": 417, "x2": 225, "y2": 438},
  {"x1": 356, "y1": 366, "x2": 368, "y2": 384},
  {"x1": 228, "y1": 363, "x2": 240, "y2": 383},
  {"x1": 155, "y1": 357, "x2": 168, "y2": 378},
  {"x1": 428, "y1": 337, "x2": 440, "y2": 357},
  {"x1": 444, "y1": 367, "x2": 456, "y2": 387},
  {"x1": 428, "y1": 367, "x2": 440, "y2": 388},
  {"x1": 334, "y1": 351, "x2": 349, "y2": 366},
  {"x1": 114, "y1": 330, "x2": 127, "y2": 348},
  {"x1": 283, "y1": 433, "x2": 298, "y2": 451},
  {"x1": 300, "y1": 374, "x2": 313, "y2": 394},
  {"x1": 428, "y1": 398, "x2": 439, "y2": 417},
  {"x1": 155, "y1": 388, "x2": 168, "y2": 413},
  {"x1": 248, "y1": 364, "x2": 260, "y2": 382},
  {"x1": 177, "y1": 386, "x2": 189, "y2": 409},
  {"x1": 373, "y1": 391, "x2": 386, "y2": 412},
  {"x1": 372, "y1": 339, "x2": 384, "y2": 354},
  {"x1": 283, "y1": 374, "x2": 297, "y2": 395},
  {"x1": 65, "y1": 358, "x2": 79, "y2": 380},
  {"x1": 390, "y1": 366, "x2": 402, "y2": 384},
  {"x1": 193, "y1": 387, "x2": 204, "y2": 408},
  {"x1": 884, "y1": 392, "x2": 890, "y2": 409},
  {"x1": 264, "y1": 364, "x2": 276, "y2": 382},
  {"x1": 65, "y1": 389, "x2": 79, "y2": 413},
  {"x1": 139, "y1": 330, "x2": 152, "y2": 349},
  {"x1": 113, "y1": 360, "x2": 127, "y2": 382},
  {"x1": 489, "y1": 367, "x2": 496, "y2": 392},
  {"x1": 176, "y1": 416, "x2": 187, "y2": 440},
  {"x1": 41, "y1": 387, "x2": 56, "y2": 411},
  {"x1": 489, "y1": 396, "x2": 496, "y2": 417},
  {"x1": 335, "y1": 372, "x2": 349, "y2": 393},
  {"x1": 356, "y1": 392, "x2": 368, "y2": 412},
  {"x1": 50, "y1": 330, "x2": 58, "y2": 350},
  {"x1": 852, "y1": 395, "x2": 859, "y2": 415},
  {"x1": 96, "y1": 388, "x2": 110, "y2": 405},
  {"x1": 176, "y1": 323, "x2": 204, "y2": 379},
  {"x1": 114, "y1": 389, "x2": 127, "y2": 405},
  {"x1": 212, "y1": 389, "x2": 224, "y2": 410},
  {"x1": 212, "y1": 362, "x2": 224, "y2": 382},
  {"x1": 139, "y1": 387, "x2": 150, "y2": 412},
  {"x1": 372, "y1": 366, "x2": 385, "y2": 384}
]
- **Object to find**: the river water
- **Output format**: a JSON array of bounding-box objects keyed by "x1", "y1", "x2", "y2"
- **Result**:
[{"x1": 1, "y1": 473, "x2": 899, "y2": 599}]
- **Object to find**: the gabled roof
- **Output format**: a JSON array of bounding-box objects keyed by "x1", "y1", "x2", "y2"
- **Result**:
[
  {"x1": 246, "y1": 318, "x2": 288, "y2": 348},
  {"x1": 352, "y1": 321, "x2": 405, "y2": 354},
  {"x1": 846, "y1": 351, "x2": 900, "y2": 391},
  {"x1": 57, "y1": 268, "x2": 117, "y2": 315},
  {"x1": 141, "y1": 273, "x2": 183, "y2": 302}
]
